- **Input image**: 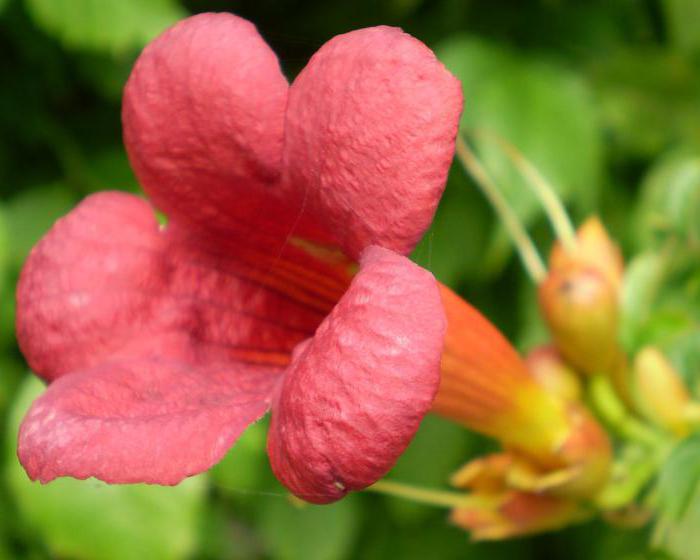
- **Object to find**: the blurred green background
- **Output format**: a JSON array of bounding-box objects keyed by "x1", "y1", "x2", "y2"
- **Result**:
[{"x1": 1, "y1": 0, "x2": 699, "y2": 558}]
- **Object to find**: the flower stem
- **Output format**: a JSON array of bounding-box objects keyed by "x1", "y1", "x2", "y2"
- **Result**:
[
  {"x1": 473, "y1": 128, "x2": 578, "y2": 253},
  {"x1": 366, "y1": 479, "x2": 476, "y2": 509},
  {"x1": 596, "y1": 444, "x2": 672, "y2": 510},
  {"x1": 455, "y1": 135, "x2": 547, "y2": 283},
  {"x1": 588, "y1": 375, "x2": 666, "y2": 448}
]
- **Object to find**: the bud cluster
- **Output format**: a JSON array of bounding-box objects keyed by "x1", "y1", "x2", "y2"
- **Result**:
[{"x1": 432, "y1": 216, "x2": 699, "y2": 540}]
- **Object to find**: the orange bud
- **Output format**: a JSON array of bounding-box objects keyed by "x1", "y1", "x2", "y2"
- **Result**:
[
  {"x1": 632, "y1": 346, "x2": 691, "y2": 436},
  {"x1": 538, "y1": 265, "x2": 621, "y2": 376},
  {"x1": 525, "y1": 345, "x2": 582, "y2": 401},
  {"x1": 550, "y1": 216, "x2": 624, "y2": 293},
  {"x1": 504, "y1": 403, "x2": 611, "y2": 500},
  {"x1": 448, "y1": 404, "x2": 609, "y2": 540},
  {"x1": 552, "y1": 403, "x2": 612, "y2": 498}
]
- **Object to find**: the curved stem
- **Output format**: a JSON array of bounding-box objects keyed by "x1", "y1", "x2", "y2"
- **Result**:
[
  {"x1": 455, "y1": 135, "x2": 547, "y2": 283},
  {"x1": 588, "y1": 375, "x2": 666, "y2": 448},
  {"x1": 366, "y1": 479, "x2": 478, "y2": 509},
  {"x1": 474, "y1": 128, "x2": 578, "y2": 253},
  {"x1": 596, "y1": 444, "x2": 672, "y2": 510}
]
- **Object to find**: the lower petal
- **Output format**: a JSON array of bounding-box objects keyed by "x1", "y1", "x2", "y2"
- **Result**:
[
  {"x1": 267, "y1": 246, "x2": 445, "y2": 503},
  {"x1": 18, "y1": 357, "x2": 282, "y2": 485}
]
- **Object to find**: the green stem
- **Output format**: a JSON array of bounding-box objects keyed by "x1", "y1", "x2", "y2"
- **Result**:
[
  {"x1": 366, "y1": 479, "x2": 478, "y2": 509},
  {"x1": 588, "y1": 375, "x2": 666, "y2": 448},
  {"x1": 596, "y1": 444, "x2": 672, "y2": 510},
  {"x1": 474, "y1": 128, "x2": 578, "y2": 253},
  {"x1": 455, "y1": 135, "x2": 547, "y2": 283}
]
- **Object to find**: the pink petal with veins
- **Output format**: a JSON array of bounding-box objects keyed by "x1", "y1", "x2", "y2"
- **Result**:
[{"x1": 17, "y1": 191, "x2": 350, "y2": 383}]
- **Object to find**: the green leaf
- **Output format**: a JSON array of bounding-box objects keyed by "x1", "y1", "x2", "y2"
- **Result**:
[
  {"x1": 664, "y1": 0, "x2": 700, "y2": 54},
  {"x1": 633, "y1": 149, "x2": 700, "y2": 251},
  {"x1": 589, "y1": 49, "x2": 700, "y2": 159},
  {"x1": 5, "y1": 375, "x2": 207, "y2": 560},
  {"x1": 655, "y1": 478, "x2": 700, "y2": 559},
  {"x1": 620, "y1": 252, "x2": 668, "y2": 352},
  {"x1": 657, "y1": 435, "x2": 700, "y2": 522},
  {"x1": 257, "y1": 494, "x2": 361, "y2": 560},
  {"x1": 4, "y1": 183, "x2": 76, "y2": 269},
  {"x1": 653, "y1": 436, "x2": 700, "y2": 559},
  {"x1": 437, "y1": 36, "x2": 603, "y2": 273},
  {"x1": 24, "y1": 0, "x2": 186, "y2": 54}
]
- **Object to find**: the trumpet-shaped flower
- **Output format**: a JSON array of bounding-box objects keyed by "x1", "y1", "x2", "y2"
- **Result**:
[
  {"x1": 431, "y1": 285, "x2": 610, "y2": 539},
  {"x1": 433, "y1": 285, "x2": 611, "y2": 498},
  {"x1": 15, "y1": 13, "x2": 463, "y2": 504}
]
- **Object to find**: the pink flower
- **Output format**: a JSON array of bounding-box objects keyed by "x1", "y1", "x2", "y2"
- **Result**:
[{"x1": 15, "y1": 13, "x2": 462, "y2": 503}]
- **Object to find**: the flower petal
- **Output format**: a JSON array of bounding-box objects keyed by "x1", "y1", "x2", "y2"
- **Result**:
[
  {"x1": 267, "y1": 246, "x2": 445, "y2": 503},
  {"x1": 122, "y1": 13, "x2": 298, "y2": 245},
  {"x1": 284, "y1": 26, "x2": 463, "y2": 259},
  {"x1": 451, "y1": 491, "x2": 588, "y2": 540},
  {"x1": 18, "y1": 357, "x2": 280, "y2": 484},
  {"x1": 17, "y1": 192, "x2": 352, "y2": 382}
]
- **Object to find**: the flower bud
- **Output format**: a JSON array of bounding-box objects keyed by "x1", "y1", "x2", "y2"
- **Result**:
[
  {"x1": 447, "y1": 414, "x2": 608, "y2": 541},
  {"x1": 538, "y1": 264, "x2": 621, "y2": 376},
  {"x1": 550, "y1": 216, "x2": 624, "y2": 294},
  {"x1": 632, "y1": 346, "x2": 691, "y2": 436},
  {"x1": 450, "y1": 490, "x2": 587, "y2": 541},
  {"x1": 525, "y1": 345, "x2": 582, "y2": 401}
]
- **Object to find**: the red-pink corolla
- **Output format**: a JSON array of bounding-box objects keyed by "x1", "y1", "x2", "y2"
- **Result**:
[{"x1": 15, "y1": 13, "x2": 462, "y2": 503}]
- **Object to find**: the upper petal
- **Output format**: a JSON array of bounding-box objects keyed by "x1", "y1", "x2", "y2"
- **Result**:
[
  {"x1": 18, "y1": 356, "x2": 279, "y2": 484},
  {"x1": 284, "y1": 26, "x2": 463, "y2": 259},
  {"x1": 267, "y1": 246, "x2": 446, "y2": 503},
  {"x1": 122, "y1": 13, "x2": 298, "y2": 245}
]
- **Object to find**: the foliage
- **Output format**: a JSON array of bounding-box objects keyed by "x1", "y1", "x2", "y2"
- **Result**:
[{"x1": 0, "y1": 0, "x2": 699, "y2": 558}]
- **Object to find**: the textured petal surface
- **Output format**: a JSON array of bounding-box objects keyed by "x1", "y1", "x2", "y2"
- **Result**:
[
  {"x1": 16, "y1": 192, "x2": 355, "y2": 484},
  {"x1": 123, "y1": 14, "x2": 462, "y2": 256},
  {"x1": 284, "y1": 26, "x2": 463, "y2": 259},
  {"x1": 122, "y1": 13, "x2": 299, "y2": 245},
  {"x1": 17, "y1": 191, "x2": 352, "y2": 383},
  {"x1": 267, "y1": 246, "x2": 445, "y2": 503},
  {"x1": 18, "y1": 358, "x2": 278, "y2": 484}
]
